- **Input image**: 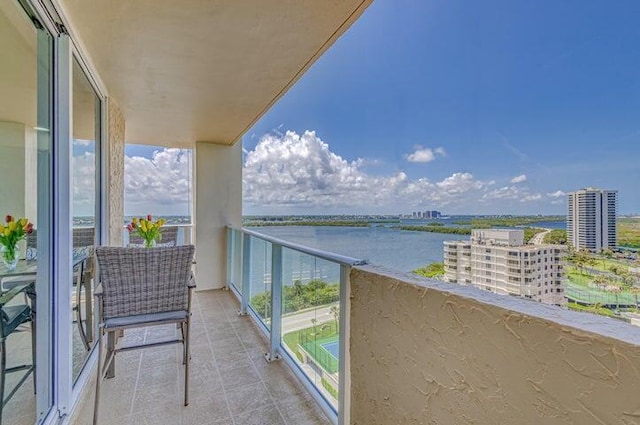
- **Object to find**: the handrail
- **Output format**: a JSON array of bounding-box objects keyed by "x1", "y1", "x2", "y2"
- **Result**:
[{"x1": 229, "y1": 226, "x2": 367, "y2": 267}]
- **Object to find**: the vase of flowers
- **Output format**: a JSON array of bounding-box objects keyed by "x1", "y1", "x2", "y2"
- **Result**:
[
  {"x1": 127, "y1": 215, "x2": 166, "y2": 248},
  {"x1": 0, "y1": 215, "x2": 34, "y2": 270}
]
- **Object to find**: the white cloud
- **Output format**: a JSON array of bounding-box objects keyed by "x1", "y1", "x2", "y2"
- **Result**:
[
  {"x1": 72, "y1": 152, "x2": 96, "y2": 216},
  {"x1": 405, "y1": 146, "x2": 446, "y2": 163},
  {"x1": 520, "y1": 193, "x2": 542, "y2": 202},
  {"x1": 243, "y1": 131, "x2": 489, "y2": 212},
  {"x1": 547, "y1": 190, "x2": 566, "y2": 198},
  {"x1": 510, "y1": 174, "x2": 527, "y2": 183},
  {"x1": 124, "y1": 148, "x2": 192, "y2": 215},
  {"x1": 482, "y1": 185, "x2": 542, "y2": 203}
]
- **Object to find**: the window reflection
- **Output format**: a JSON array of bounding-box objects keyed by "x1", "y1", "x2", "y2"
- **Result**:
[
  {"x1": 71, "y1": 58, "x2": 100, "y2": 381},
  {"x1": 0, "y1": 1, "x2": 53, "y2": 423}
]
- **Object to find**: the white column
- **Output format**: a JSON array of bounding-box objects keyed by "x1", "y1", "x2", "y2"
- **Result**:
[{"x1": 194, "y1": 141, "x2": 242, "y2": 290}]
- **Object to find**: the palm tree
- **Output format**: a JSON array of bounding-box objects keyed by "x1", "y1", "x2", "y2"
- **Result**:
[{"x1": 329, "y1": 305, "x2": 340, "y2": 330}]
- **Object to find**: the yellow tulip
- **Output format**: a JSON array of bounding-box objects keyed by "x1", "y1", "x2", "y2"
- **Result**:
[
  {"x1": 132, "y1": 217, "x2": 138, "y2": 225},
  {"x1": 0, "y1": 224, "x2": 4, "y2": 233},
  {"x1": 158, "y1": 219, "x2": 166, "y2": 226},
  {"x1": 4, "y1": 228, "x2": 10, "y2": 236},
  {"x1": 19, "y1": 218, "x2": 27, "y2": 227},
  {"x1": 140, "y1": 221, "x2": 147, "y2": 232},
  {"x1": 8, "y1": 221, "x2": 17, "y2": 232}
]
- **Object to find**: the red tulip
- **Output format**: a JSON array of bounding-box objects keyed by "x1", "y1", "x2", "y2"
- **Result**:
[
  {"x1": 26, "y1": 223, "x2": 34, "y2": 233},
  {"x1": 127, "y1": 224, "x2": 134, "y2": 232},
  {"x1": 5, "y1": 215, "x2": 12, "y2": 223},
  {"x1": 147, "y1": 214, "x2": 152, "y2": 221}
]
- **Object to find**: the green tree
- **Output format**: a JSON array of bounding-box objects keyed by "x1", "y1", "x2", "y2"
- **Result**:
[{"x1": 413, "y1": 262, "x2": 445, "y2": 279}]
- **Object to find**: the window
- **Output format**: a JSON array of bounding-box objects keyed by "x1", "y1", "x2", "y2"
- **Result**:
[{"x1": 0, "y1": 4, "x2": 54, "y2": 421}]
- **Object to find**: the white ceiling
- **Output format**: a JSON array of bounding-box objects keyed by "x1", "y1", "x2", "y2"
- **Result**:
[{"x1": 58, "y1": 0, "x2": 372, "y2": 148}]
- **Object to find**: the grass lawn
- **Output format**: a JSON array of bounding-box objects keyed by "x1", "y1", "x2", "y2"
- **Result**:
[{"x1": 567, "y1": 302, "x2": 617, "y2": 318}]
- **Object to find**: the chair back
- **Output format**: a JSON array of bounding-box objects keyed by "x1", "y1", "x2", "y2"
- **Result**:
[
  {"x1": 129, "y1": 226, "x2": 180, "y2": 247},
  {"x1": 73, "y1": 227, "x2": 96, "y2": 248},
  {"x1": 95, "y1": 245, "x2": 195, "y2": 319}
]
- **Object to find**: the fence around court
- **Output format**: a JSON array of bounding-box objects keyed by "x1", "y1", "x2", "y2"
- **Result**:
[{"x1": 566, "y1": 285, "x2": 639, "y2": 307}]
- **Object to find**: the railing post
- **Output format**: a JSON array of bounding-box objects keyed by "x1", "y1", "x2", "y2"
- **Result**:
[
  {"x1": 338, "y1": 264, "x2": 351, "y2": 425},
  {"x1": 225, "y1": 227, "x2": 232, "y2": 290},
  {"x1": 239, "y1": 232, "x2": 251, "y2": 316},
  {"x1": 266, "y1": 243, "x2": 283, "y2": 362}
]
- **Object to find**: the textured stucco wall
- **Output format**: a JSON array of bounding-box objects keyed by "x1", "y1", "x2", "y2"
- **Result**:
[
  {"x1": 350, "y1": 265, "x2": 640, "y2": 425},
  {"x1": 194, "y1": 141, "x2": 242, "y2": 290},
  {"x1": 107, "y1": 97, "x2": 124, "y2": 246}
]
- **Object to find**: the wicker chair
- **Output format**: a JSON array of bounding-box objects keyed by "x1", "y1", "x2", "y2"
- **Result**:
[{"x1": 93, "y1": 245, "x2": 196, "y2": 425}]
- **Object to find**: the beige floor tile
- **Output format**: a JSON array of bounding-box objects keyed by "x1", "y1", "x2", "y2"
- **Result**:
[{"x1": 71, "y1": 289, "x2": 331, "y2": 425}]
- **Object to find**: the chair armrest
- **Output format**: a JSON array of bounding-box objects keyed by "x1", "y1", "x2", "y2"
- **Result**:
[
  {"x1": 94, "y1": 282, "x2": 104, "y2": 297},
  {"x1": 188, "y1": 274, "x2": 196, "y2": 289}
]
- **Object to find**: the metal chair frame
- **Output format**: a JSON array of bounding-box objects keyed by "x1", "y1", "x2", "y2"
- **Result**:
[{"x1": 92, "y1": 246, "x2": 195, "y2": 425}]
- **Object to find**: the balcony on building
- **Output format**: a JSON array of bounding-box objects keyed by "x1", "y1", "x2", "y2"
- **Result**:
[{"x1": 4, "y1": 1, "x2": 640, "y2": 425}]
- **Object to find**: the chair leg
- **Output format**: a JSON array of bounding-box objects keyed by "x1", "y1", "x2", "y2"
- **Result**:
[
  {"x1": 30, "y1": 315, "x2": 36, "y2": 394},
  {"x1": 93, "y1": 330, "x2": 103, "y2": 425},
  {"x1": 184, "y1": 317, "x2": 190, "y2": 406},
  {"x1": 106, "y1": 331, "x2": 116, "y2": 379},
  {"x1": 180, "y1": 323, "x2": 186, "y2": 365},
  {"x1": 0, "y1": 339, "x2": 7, "y2": 422}
]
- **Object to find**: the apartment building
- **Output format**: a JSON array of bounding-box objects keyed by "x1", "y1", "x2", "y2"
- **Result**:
[
  {"x1": 444, "y1": 229, "x2": 567, "y2": 305},
  {"x1": 567, "y1": 188, "x2": 618, "y2": 251}
]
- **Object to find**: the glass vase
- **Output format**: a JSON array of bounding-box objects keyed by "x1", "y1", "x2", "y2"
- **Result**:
[
  {"x1": 1, "y1": 244, "x2": 19, "y2": 270},
  {"x1": 144, "y1": 239, "x2": 157, "y2": 248}
]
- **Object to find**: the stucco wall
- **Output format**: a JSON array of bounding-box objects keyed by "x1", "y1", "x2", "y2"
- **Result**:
[
  {"x1": 194, "y1": 141, "x2": 242, "y2": 290},
  {"x1": 107, "y1": 97, "x2": 124, "y2": 246},
  {"x1": 350, "y1": 265, "x2": 640, "y2": 425}
]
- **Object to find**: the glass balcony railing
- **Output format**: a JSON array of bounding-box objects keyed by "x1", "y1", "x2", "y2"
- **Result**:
[{"x1": 226, "y1": 226, "x2": 366, "y2": 423}]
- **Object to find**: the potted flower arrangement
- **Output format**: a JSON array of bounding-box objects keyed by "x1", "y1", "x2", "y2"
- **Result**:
[
  {"x1": 0, "y1": 215, "x2": 34, "y2": 270},
  {"x1": 127, "y1": 215, "x2": 166, "y2": 248}
]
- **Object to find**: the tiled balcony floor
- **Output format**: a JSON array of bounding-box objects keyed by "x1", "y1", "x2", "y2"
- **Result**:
[{"x1": 73, "y1": 289, "x2": 331, "y2": 425}]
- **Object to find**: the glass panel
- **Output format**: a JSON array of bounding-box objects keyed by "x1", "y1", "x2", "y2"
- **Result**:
[
  {"x1": 248, "y1": 237, "x2": 272, "y2": 328},
  {"x1": 71, "y1": 58, "x2": 100, "y2": 381},
  {"x1": 280, "y1": 248, "x2": 341, "y2": 409},
  {"x1": 230, "y1": 229, "x2": 242, "y2": 293},
  {"x1": 0, "y1": 2, "x2": 53, "y2": 422}
]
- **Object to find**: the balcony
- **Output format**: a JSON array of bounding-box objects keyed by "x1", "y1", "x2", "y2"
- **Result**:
[
  {"x1": 70, "y1": 289, "x2": 330, "y2": 425},
  {"x1": 62, "y1": 226, "x2": 640, "y2": 425}
]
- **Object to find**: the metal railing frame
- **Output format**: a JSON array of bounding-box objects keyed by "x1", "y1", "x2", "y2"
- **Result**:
[{"x1": 225, "y1": 226, "x2": 366, "y2": 425}]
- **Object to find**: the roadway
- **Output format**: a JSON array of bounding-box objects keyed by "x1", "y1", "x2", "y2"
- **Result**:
[{"x1": 530, "y1": 228, "x2": 551, "y2": 245}]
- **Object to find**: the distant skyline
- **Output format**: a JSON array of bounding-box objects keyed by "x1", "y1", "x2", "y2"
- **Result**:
[{"x1": 242, "y1": 0, "x2": 640, "y2": 216}]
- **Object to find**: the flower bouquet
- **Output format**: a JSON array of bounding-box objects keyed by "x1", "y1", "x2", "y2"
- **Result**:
[
  {"x1": 127, "y1": 215, "x2": 166, "y2": 248},
  {"x1": 0, "y1": 215, "x2": 34, "y2": 270}
]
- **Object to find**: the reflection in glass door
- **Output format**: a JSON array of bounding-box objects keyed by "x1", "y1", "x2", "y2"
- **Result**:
[
  {"x1": 0, "y1": 1, "x2": 53, "y2": 423},
  {"x1": 71, "y1": 58, "x2": 101, "y2": 382}
]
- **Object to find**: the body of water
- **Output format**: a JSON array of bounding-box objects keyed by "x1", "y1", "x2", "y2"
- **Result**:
[{"x1": 255, "y1": 225, "x2": 468, "y2": 273}]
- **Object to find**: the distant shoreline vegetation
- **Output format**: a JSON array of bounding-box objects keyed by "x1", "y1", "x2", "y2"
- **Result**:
[
  {"x1": 246, "y1": 220, "x2": 370, "y2": 227},
  {"x1": 395, "y1": 225, "x2": 471, "y2": 235},
  {"x1": 452, "y1": 215, "x2": 566, "y2": 227}
]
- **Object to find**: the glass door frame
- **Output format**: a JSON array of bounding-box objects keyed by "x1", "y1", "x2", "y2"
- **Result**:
[{"x1": 20, "y1": 0, "x2": 108, "y2": 422}]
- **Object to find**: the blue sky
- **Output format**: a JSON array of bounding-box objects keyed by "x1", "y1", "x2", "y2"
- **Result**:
[{"x1": 242, "y1": 0, "x2": 640, "y2": 215}]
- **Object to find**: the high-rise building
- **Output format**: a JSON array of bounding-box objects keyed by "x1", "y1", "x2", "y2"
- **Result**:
[
  {"x1": 443, "y1": 229, "x2": 567, "y2": 306},
  {"x1": 567, "y1": 188, "x2": 617, "y2": 251}
]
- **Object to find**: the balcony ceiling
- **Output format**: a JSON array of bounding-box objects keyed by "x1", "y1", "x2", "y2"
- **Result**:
[{"x1": 58, "y1": 0, "x2": 372, "y2": 148}]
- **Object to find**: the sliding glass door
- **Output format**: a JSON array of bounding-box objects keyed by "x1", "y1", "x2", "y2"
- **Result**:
[{"x1": 0, "y1": 1, "x2": 54, "y2": 423}]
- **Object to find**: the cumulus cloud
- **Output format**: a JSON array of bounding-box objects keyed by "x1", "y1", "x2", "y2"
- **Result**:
[
  {"x1": 482, "y1": 185, "x2": 542, "y2": 203},
  {"x1": 405, "y1": 146, "x2": 446, "y2": 163},
  {"x1": 510, "y1": 174, "x2": 527, "y2": 183},
  {"x1": 243, "y1": 131, "x2": 488, "y2": 211},
  {"x1": 547, "y1": 190, "x2": 566, "y2": 198},
  {"x1": 72, "y1": 151, "x2": 97, "y2": 216},
  {"x1": 520, "y1": 193, "x2": 542, "y2": 202},
  {"x1": 124, "y1": 148, "x2": 192, "y2": 215}
]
